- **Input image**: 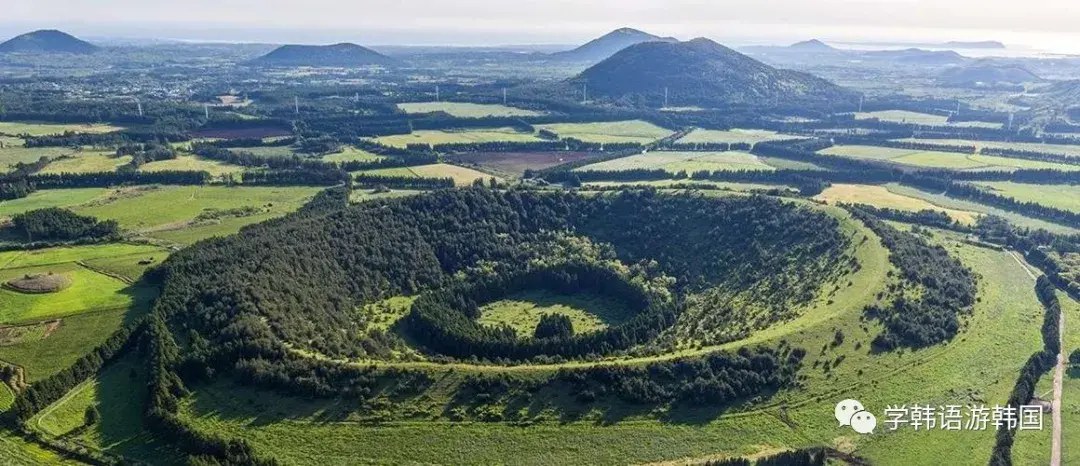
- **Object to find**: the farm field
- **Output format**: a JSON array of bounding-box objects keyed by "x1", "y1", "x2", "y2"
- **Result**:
[
  {"x1": 0, "y1": 263, "x2": 154, "y2": 323},
  {"x1": 970, "y1": 182, "x2": 1080, "y2": 213},
  {"x1": 0, "y1": 138, "x2": 87, "y2": 172},
  {"x1": 535, "y1": 120, "x2": 674, "y2": 144},
  {"x1": 854, "y1": 110, "x2": 1002, "y2": 128},
  {"x1": 574, "y1": 151, "x2": 775, "y2": 173},
  {"x1": 175, "y1": 220, "x2": 1048, "y2": 466},
  {"x1": 814, "y1": 184, "x2": 980, "y2": 225},
  {"x1": 449, "y1": 151, "x2": 596, "y2": 176},
  {"x1": 0, "y1": 307, "x2": 143, "y2": 382},
  {"x1": 358, "y1": 163, "x2": 496, "y2": 186},
  {"x1": 38, "y1": 151, "x2": 132, "y2": 174},
  {"x1": 321, "y1": 146, "x2": 384, "y2": 163},
  {"x1": 476, "y1": 290, "x2": 630, "y2": 336},
  {"x1": 372, "y1": 127, "x2": 543, "y2": 148},
  {"x1": 139, "y1": 155, "x2": 245, "y2": 177},
  {"x1": 69, "y1": 185, "x2": 322, "y2": 234},
  {"x1": 675, "y1": 128, "x2": 798, "y2": 145},
  {"x1": 0, "y1": 122, "x2": 125, "y2": 137},
  {"x1": 884, "y1": 183, "x2": 1079, "y2": 233},
  {"x1": 0, "y1": 188, "x2": 110, "y2": 218},
  {"x1": 397, "y1": 102, "x2": 546, "y2": 117},
  {"x1": 821, "y1": 145, "x2": 1080, "y2": 171},
  {"x1": 227, "y1": 145, "x2": 296, "y2": 158},
  {"x1": 897, "y1": 138, "x2": 1080, "y2": 157}
]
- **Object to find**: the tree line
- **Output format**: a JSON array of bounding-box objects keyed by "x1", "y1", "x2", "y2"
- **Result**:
[{"x1": 851, "y1": 208, "x2": 978, "y2": 350}]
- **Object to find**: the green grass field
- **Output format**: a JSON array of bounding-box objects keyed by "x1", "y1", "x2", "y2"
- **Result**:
[
  {"x1": 477, "y1": 290, "x2": 631, "y2": 336},
  {"x1": 172, "y1": 205, "x2": 1053, "y2": 465},
  {"x1": 970, "y1": 182, "x2": 1080, "y2": 214},
  {"x1": 0, "y1": 138, "x2": 87, "y2": 173},
  {"x1": 321, "y1": 146, "x2": 384, "y2": 163},
  {"x1": 0, "y1": 244, "x2": 165, "y2": 270},
  {"x1": 884, "y1": 183, "x2": 1080, "y2": 234},
  {"x1": 69, "y1": 186, "x2": 322, "y2": 234},
  {"x1": 0, "y1": 263, "x2": 154, "y2": 323},
  {"x1": 397, "y1": 102, "x2": 546, "y2": 118},
  {"x1": 676, "y1": 128, "x2": 798, "y2": 145},
  {"x1": 897, "y1": 139, "x2": 1080, "y2": 157},
  {"x1": 358, "y1": 163, "x2": 496, "y2": 186},
  {"x1": 0, "y1": 188, "x2": 110, "y2": 218},
  {"x1": 815, "y1": 184, "x2": 979, "y2": 225},
  {"x1": 821, "y1": 145, "x2": 1080, "y2": 171},
  {"x1": 535, "y1": 121, "x2": 674, "y2": 144},
  {"x1": 38, "y1": 152, "x2": 131, "y2": 174},
  {"x1": 0, "y1": 122, "x2": 125, "y2": 137},
  {"x1": 139, "y1": 155, "x2": 245, "y2": 177},
  {"x1": 373, "y1": 128, "x2": 544, "y2": 148},
  {"x1": 0, "y1": 307, "x2": 144, "y2": 382},
  {"x1": 854, "y1": 111, "x2": 1001, "y2": 129},
  {"x1": 574, "y1": 151, "x2": 775, "y2": 173},
  {"x1": 227, "y1": 146, "x2": 297, "y2": 158}
]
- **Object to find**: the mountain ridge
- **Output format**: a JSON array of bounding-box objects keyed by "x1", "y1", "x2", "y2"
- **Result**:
[
  {"x1": 552, "y1": 27, "x2": 677, "y2": 63},
  {"x1": 252, "y1": 43, "x2": 396, "y2": 67},
  {"x1": 574, "y1": 37, "x2": 857, "y2": 107},
  {"x1": 0, "y1": 29, "x2": 98, "y2": 54}
]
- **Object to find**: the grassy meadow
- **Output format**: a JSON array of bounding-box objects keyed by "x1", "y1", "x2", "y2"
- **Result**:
[
  {"x1": 897, "y1": 139, "x2": 1080, "y2": 158},
  {"x1": 0, "y1": 188, "x2": 110, "y2": 218},
  {"x1": 68, "y1": 185, "x2": 321, "y2": 234},
  {"x1": 676, "y1": 128, "x2": 798, "y2": 145},
  {"x1": 373, "y1": 128, "x2": 543, "y2": 148},
  {"x1": 884, "y1": 183, "x2": 1079, "y2": 234},
  {"x1": 477, "y1": 290, "x2": 630, "y2": 336},
  {"x1": 535, "y1": 120, "x2": 673, "y2": 144},
  {"x1": 358, "y1": 163, "x2": 496, "y2": 186},
  {"x1": 574, "y1": 151, "x2": 775, "y2": 173},
  {"x1": 854, "y1": 111, "x2": 1001, "y2": 129},
  {"x1": 821, "y1": 145, "x2": 1080, "y2": 171},
  {"x1": 0, "y1": 122, "x2": 124, "y2": 137},
  {"x1": 815, "y1": 184, "x2": 979, "y2": 225},
  {"x1": 970, "y1": 182, "x2": 1080, "y2": 213}
]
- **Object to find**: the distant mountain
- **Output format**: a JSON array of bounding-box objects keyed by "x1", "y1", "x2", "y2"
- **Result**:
[
  {"x1": 864, "y1": 48, "x2": 966, "y2": 65},
  {"x1": 939, "y1": 62, "x2": 1041, "y2": 86},
  {"x1": 789, "y1": 39, "x2": 836, "y2": 52},
  {"x1": 943, "y1": 41, "x2": 1005, "y2": 49},
  {"x1": 0, "y1": 29, "x2": 98, "y2": 54},
  {"x1": 552, "y1": 28, "x2": 677, "y2": 63},
  {"x1": 574, "y1": 38, "x2": 857, "y2": 107},
  {"x1": 252, "y1": 43, "x2": 396, "y2": 67}
]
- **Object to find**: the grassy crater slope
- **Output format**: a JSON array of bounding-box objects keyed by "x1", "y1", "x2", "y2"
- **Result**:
[
  {"x1": 166, "y1": 216, "x2": 1045, "y2": 466},
  {"x1": 168, "y1": 207, "x2": 1046, "y2": 466}
]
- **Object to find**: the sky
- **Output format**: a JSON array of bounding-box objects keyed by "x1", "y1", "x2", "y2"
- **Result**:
[{"x1": 3, "y1": 0, "x2": 1080, "y2": 53}]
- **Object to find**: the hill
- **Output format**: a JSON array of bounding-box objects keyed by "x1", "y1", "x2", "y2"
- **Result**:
[
  {"x1": 251, "y1": 43, "x2": 396, "y2": 67},
  {"x1": 552, "y1": 27, "x2": 677, "y2": 62},
  {"x1": 574, "y1": 37, "x2": 857, "y2": 107},
  {"x1": 939, "y1": 62, "x2": 1042, "y2": 86},
  {"x1": 0, "y1": 30, "x2": 97, "y2": 54},
  {"x1": 788, "y1": 39, "x2": 836, "y2": 52}
]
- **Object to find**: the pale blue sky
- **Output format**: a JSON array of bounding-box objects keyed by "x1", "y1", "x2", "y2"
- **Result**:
[{"x1": 3, "y1": 0, "x2": 1079, "y2": 51}]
